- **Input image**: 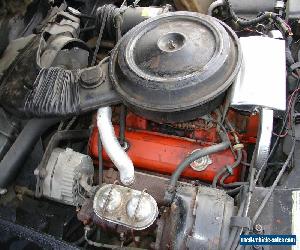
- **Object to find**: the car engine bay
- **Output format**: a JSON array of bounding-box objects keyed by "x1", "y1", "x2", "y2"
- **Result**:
[{"x1": 0, "y1": 0, "x2": 300, "y2": 249}]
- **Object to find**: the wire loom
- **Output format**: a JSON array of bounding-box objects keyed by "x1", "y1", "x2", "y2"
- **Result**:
[{"x1": 24, "y1": 67, "x2": 80, "y2": 117}]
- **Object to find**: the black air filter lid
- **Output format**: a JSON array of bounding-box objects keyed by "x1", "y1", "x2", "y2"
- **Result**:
[{"x1": 109, "y1": 12, "x2": 241, "y2": 122}]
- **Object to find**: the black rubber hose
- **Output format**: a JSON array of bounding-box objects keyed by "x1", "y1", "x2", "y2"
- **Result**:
[
  {"x1": 119, "y1": 105, "x2": 127, "y2": 147},
  {"x1": 164, "y1": 131, "x2": 230, "y2": 203},
  {"x1": 0, "y1": 118, "x2": 59, "y2": 189},
  {"x1": 225, "y1": 191, "x2": 247, "y2": 250},
  {"x1": 0, "y1": 217, "x2": 79, "y2": 250},
  {"x1": 212, "y1": 149, "x2": 243, "y2": 188},
  {"x1": 224, "y1": 0, "x2": 292, "y2": 36},
  {"x1": 226, "y1": 185, "x2": 244, "y2": 195},
  {"x1": 92, "y1": 5, "x2": 117, "y2": 66},
  {"x1": 95, "y1": 4, "x2": 118, "y2": 41},
  {"x1": 252, "y1": 140, "x2": 296, "y2": 226},
  {"x1": 98, "y1": 132, "x2": 103, "y2": 186},
  {"x1": 234, "y1": 143, "x2": 297, "y2": 250},
  {"x1": 286, "y1": 36, "x2": 295, "y2": 67},
  {"x1": 152, "y1": 0, "x2": 162, "y2": 5}
]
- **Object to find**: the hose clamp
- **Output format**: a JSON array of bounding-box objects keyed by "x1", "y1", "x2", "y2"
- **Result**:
[{"x1": 233, "y1": 143, "x2": 244, "y2": 151}]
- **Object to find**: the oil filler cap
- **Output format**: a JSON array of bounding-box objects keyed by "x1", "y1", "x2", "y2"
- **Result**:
[{"x1": 109, "y1": 11, "x2": 241, "y2": 122}]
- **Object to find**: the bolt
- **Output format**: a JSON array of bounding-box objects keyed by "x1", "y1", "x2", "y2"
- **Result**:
[
  {"x1": 168, "y1": 40, "x2": 176, "y2": 49},
  {"x1": 254, "y1": 224, "x2": 263, "y2": 233},
  {"x1": 120, "y1": 232, "x2": 125, "y2": 242}
]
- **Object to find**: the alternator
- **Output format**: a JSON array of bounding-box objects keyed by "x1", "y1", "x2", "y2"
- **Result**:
[{"x1": 41, "y1": 148, "x2": 94, "y2": 206}]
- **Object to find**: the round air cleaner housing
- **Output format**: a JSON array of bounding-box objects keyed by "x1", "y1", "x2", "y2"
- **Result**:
[{"x1": 109, "y1": 12, "x2": 241, "y2": 123}]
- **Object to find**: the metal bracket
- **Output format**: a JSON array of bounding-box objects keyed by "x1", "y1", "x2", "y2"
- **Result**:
[{"x1": 253, "y1": 108, "x2": 274, "y2": 171}]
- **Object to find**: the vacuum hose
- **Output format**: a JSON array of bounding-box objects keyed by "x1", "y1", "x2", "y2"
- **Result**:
[{"x1": 164, "y1": 130, "x2": 230, "y2": 204}]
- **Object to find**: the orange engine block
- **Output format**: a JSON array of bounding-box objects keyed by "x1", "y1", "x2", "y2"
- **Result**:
[{"x1": 89, "y1": 111, "x2": 257, "y2": 184}]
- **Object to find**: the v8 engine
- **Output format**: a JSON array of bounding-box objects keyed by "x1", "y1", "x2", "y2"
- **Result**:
[{"x1": 0, "y1": 0, "x2": 299, "y2": 249}]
